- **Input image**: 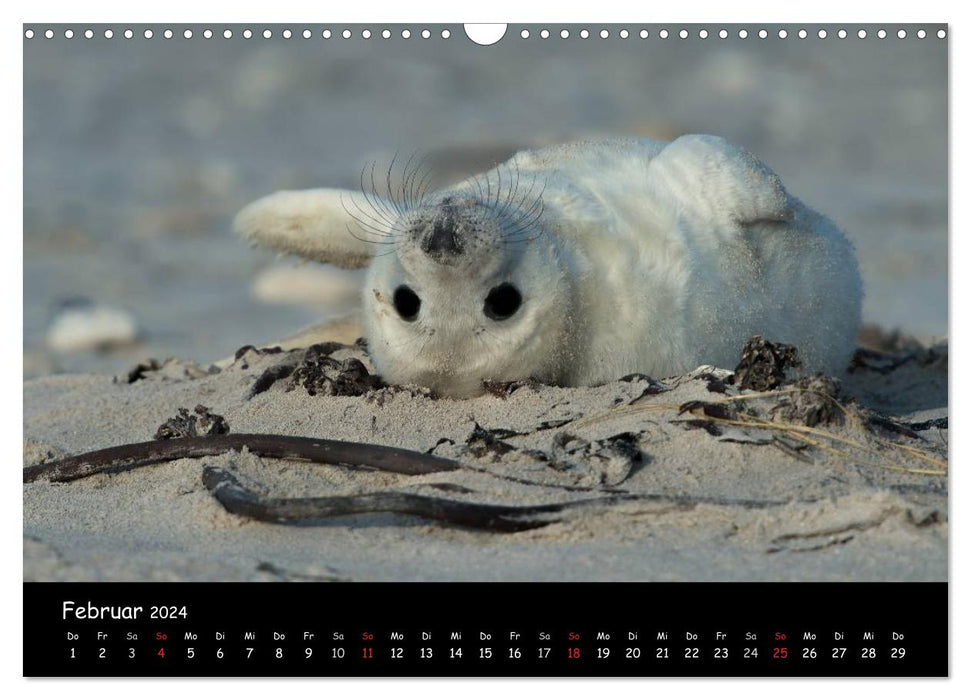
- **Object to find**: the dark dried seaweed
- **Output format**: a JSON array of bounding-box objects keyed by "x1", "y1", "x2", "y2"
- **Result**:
[
  {"x1": 202, "y1": 465, "x2": 790, "y2": 532},
  {"x1": 203, "y1": 465, "x2": 568, "y2": 532},
  {"x1": 733, "y1": 336, "x2": 801, "y2": 391},
  {"x1": 23, "y1": 433, "x2": 460, "y2": 483}
]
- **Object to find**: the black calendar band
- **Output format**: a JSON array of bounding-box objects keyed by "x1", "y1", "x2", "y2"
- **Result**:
[{"x1": 23, "y1": 582, "x2": 947, "y2": 677}]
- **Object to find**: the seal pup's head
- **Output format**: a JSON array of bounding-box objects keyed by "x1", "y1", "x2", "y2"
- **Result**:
[
  {"x1": 363, "y1": 186, "x2": 575, "y2": 397},
  {"x1": 233, "y1": 166, "x2": 576, "y2": 397}
]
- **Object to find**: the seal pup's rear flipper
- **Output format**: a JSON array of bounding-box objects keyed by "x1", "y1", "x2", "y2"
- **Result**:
[
  {"x1": 234, "y1": 188, "x2": 395, "y2": 269},
  {"x1": 648, "y1": 134, "x2": 794, "y2": 229}
]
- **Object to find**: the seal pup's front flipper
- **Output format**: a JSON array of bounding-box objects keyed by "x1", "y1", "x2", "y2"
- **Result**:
[
  {"x1": 648, "y1": 134, "x2": 794, "y2": 231},
  {"x1": 234, "y1": 188, "x2": 394, "y2": 269}
]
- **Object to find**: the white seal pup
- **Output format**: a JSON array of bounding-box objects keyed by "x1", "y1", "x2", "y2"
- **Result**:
[{"x1": 235, "y1": 135, "x2": 863, "y2": 397}]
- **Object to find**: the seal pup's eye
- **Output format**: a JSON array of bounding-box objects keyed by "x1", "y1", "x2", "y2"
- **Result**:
[
  {"x1": 483, "y1": 283, "x2": 522, "y2": 321},
  {"x1": 393, "y1": 285, "x2": 421, "y2": 322}
]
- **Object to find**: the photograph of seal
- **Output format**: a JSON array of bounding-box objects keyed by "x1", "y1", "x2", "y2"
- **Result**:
[
  {"x1": 235, "y1": 135, "x2": 863, "y2": 398},
  {"x1": 24, "y1": 27, "x2": 947, "y2": 586}
]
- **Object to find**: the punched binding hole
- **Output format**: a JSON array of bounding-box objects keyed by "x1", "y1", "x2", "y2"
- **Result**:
[{"x1": 465, "y1": 24, "x2": 507, "y2": 45}]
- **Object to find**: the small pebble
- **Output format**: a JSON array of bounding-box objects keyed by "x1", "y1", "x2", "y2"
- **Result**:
[{"x1": 46, "y1": 304, "x2": 138, "y2": 353}]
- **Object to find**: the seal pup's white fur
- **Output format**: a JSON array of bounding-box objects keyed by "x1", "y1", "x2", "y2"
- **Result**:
[{"x1": 235, "y1": 135, "x2": 863, "y2": 397}]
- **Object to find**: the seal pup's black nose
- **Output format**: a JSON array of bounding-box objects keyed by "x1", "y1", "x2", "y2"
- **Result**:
[{"x1": 420, "y1": 205, "x2": 465, "y2": 262}]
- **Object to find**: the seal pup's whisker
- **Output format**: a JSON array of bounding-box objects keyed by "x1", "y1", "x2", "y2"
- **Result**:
[
  {"x1": 341, "y1": 192, "x2": 400, "y2": 242},
  {"x1": 502, "y1": 170, "x2": 544, "y2": 229},
  {"x1": 342, "y1": 222, "x2": 398, "y2": 249},
  {"x1": 413, "y1": 156, "x2": 437, "y2": 210},
  {"x1": 383, "y1": 151, "x2": 398, "y2": 216},
  {"x1": 397, "y1": 150, "x2": 419, "y2": 210},
  {"x1": 502, "y1": 184, "x2": 547, "y2": 244},
  {"x1": 343, "y1": 209, "x2": 397, "y2": 241},
  {"x1": 361, "y1": 158, "x2": 392, "y2": 223},
  {"x1": 345, "y1": 204, "x2": 394, "y2": 239},
  {"x1": 406, "y1": 156, "x2": 427, "y2": 210},
  {"x1": 360, "y1": 161, "x2": 400, "y2": 229},
  {"x1": 399, "y1": 150, "x2": 427, "y2": 212},
  {"x1": 340, "y1": 189, "x2": 412, "y2": 245},
  {"x1": 496, "y1": 160, "x2": 523, "y2": 221},
  {"x1": 506, "y1": 203, "x2": 547, "y2": 243},
  {"x1": 369, "y1": 245, "x2": 406, "y2": 259},
  {"x1": 484, "y1": 167, "x2": 495, "y2": 211},
  {"x1": 507, "y1": 197, "x2": 544, "y2": 234},
  {"x1": 469, "y1": 178, "x2": 482, "y2": 206},
  {"x1": 386, "y1": 150, "x2": 411, "y2": 218},
  {"x1": 415, "y1": 164, "x2": 437, "y2": 208},
  {"x1": 341, "y1": 222, "x2": 386, "y2": 247}
]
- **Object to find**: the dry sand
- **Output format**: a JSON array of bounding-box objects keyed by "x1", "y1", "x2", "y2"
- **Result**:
[{"x1": 22, "y1": 324, "x2": 947, "y2": 582}]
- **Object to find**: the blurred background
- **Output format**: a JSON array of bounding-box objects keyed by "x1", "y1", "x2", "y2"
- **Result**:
[{"x1": 23, "y1": 25, "x2": 948, "y2": 376}]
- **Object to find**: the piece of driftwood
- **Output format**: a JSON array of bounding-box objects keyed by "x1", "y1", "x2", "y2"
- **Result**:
[
  {"x1": 201, "y1": 465, "x2": 792, "y2": 532},
  {"x1": 202, "y1": 465, "x2": 575, "y2": 532},
  {"x1": 22, "y1": 434, "x2": 460, "y2": 484}
]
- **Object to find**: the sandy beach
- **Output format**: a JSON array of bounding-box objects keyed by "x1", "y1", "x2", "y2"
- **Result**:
[{"x1": 23, "y1": 325, "x2": 947, "y2": 582}]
